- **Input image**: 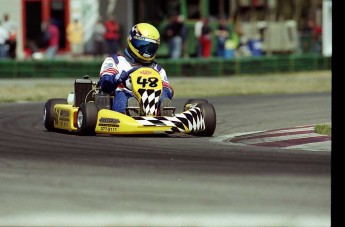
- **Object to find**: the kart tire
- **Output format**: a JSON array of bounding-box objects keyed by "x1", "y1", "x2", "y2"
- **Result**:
[
  {"x1": 194, "y1": 103, "x2": 216, "y2": 137},
  {"x1": 183, "y1": 99, "x2": 208, "y2": 111},
  {"x1": 77, "y1": 102, "x2": 99, "y2": 136},
  {"x1": 44, "y1": 98, "x2": 67, "y2": 131}
]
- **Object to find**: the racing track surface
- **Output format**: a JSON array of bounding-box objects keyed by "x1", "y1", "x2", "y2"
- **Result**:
[{"x1": 0, "y1": 93, "x2": 331, "y2": 226}]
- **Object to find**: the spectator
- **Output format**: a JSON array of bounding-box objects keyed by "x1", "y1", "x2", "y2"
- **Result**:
[
  {"x1": 0, "y1": 20, "x2": 9, "y2": 59},
  {"x1": 66, "y1": 18, "x2": 84, "y2": 58},
  {"x1": 93, "y1": 17, "x2": 106, "y2": 58},
  {"x1": 200, "y1": 17, "x2": 212, "y2": 58},
  {"x1": 307, "y1": 18, "x2": 322, "y2": 53},
  {"x1": 179, "y1": 15, "x2": 189, "y2": 58},
  {"x1": 163, "y1": 12, "x2": 183, "y2": 58},
  {"x1": 215, "y1": 18, "x2": 230, "y2": 58},
  {"x1": 2, "y1": 14, "x2": 17, "y2": 59},
  {"x1": 104, "y1": 15, "x2": 120, "y2": 55},
  {"x1": 43, "y1": 19, "x2": 60, "y2": 59},
  {"x1": 194, "y1": 17, "x2": 204, "y2": 57},
  {"x1": 234, "y1": 21, "x2": 251, "y2": 57}
]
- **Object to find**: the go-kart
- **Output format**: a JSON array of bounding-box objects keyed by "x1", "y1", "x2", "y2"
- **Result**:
[{"x1": 43, "y1": 67, "x2": 216, "y2": 136}]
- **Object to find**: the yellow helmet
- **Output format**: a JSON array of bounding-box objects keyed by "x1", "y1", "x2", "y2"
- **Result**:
[{"x1": 127, "y1": 23, "x2": 160, "y2": 64}]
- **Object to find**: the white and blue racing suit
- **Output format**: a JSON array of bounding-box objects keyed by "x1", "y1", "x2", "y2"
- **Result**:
[{"x1": 99, "y1": 50, "x2": 174, "y2": 113}]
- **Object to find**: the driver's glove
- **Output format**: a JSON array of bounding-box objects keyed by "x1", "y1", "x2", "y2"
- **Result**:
[
  {"x1": 100, "y1": 70, "x2": 128, "y2": 93},
  {"x1": 114, "y1": 70, "x2": 129, "y2": 86}
]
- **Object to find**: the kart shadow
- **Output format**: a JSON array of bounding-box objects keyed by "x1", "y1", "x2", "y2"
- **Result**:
[
  {"x1": 97, "y1": 133, "x2": 198, "y2": 138},
  {"x1": 43, "y1": 129, "x2": 198, "y2": 138}
]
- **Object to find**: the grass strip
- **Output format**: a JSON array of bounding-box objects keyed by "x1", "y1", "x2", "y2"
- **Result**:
[
  {"x1": 0, "y1": 70, "x2": 331, "y2": 103},
  {"x1": 314, "y1": 123, "x2": 332, "y2": 136}
]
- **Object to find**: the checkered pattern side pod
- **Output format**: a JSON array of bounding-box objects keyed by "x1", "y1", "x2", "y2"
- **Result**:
[
  {"x1": 133, "y1": 107, "x2": 205, "y2": 133},
  {"x1": 138, "y1": 88, "x2": 161, "y2": 115}
]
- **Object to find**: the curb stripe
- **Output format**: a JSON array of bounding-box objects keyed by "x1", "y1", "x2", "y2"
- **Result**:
[
  {"x1": 211, "y1": 125, "x2": 331, "y2": 152},
  {"x1": 235, "y1": 133, "x2": 327, "y2": 144},
  {"x1": 264, "y1": 125, "x2": 314, "y2": 132},
  {"x1": 229, "y1": 130, "x2": 315, "y2": 142},
  {"x1": 253, "y1": 136, "x2": 331, "y2": 148},
  {"x1": 287, "y1": 141, "x2": 332, "y2": 151},
  {"x1": 260, "y1": 127, "x2": 315, "y2": 135}
]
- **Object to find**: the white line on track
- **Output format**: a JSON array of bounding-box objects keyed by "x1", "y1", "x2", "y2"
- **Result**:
[
  {"x1": 0, "y1": 212, "x2": 330, "y2": 227},
  {"x1": 210, "y1": 131, "x2": 263, "y2": 146},
  {"x1": 239, "y1": 133, "x2": 325, "y2": 145},
  {"x1": 260, "y1": 126, "x2": 315, "y2": 135}
]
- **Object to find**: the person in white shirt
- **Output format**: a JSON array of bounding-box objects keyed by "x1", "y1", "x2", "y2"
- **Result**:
[
  {"x1": 2, "y1": 14, "x2": 17, "y2": 59},
  {"x1": 194, "y1": 17, "x2": 206, "y2": 57},
  {"x1": 0, "y1": 21, "x2": 9, "y2": 58}
]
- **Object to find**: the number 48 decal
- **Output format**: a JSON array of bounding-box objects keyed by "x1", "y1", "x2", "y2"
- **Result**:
[{"x1": 136, "y1": 76, "x2": 158, "y2": 88}]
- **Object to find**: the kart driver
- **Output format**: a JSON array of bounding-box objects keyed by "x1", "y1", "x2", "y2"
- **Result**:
[{"x1": 99, "y1": 23, "x2": 174, "y2": 116}]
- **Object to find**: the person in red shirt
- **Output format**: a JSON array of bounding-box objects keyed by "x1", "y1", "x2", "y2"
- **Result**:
[
  {"x1": 104, "y1": 15, "x2": 120, "y2": 55},
  {"x1": 200, "y1": 17, "x2": 212, "y2": 58},
  {"x1": 44, "y1": 19, "x2": 60, "y2": 59},
  {"x1": 308, "y1": 18, "x2": 322, "y2": 53}
]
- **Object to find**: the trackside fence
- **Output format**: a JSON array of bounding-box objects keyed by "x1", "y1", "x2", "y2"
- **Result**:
[{"x1": 0, "y1": 54, "x2": 331, "y2": 78}]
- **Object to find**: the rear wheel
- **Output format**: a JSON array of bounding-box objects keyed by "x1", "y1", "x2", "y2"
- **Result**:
[
  {"x1": 43, "y1": 98, "x2": 67, "y2": 131},
  {"x1": 194, "y1": 103, "x2": 216, "y2": 137},
  {"x1": 77, "y1": 102, "x2": 99, "y2": 136},
  {"x1": 183, "y1": 99, "x2": 208, "y2": 111}
]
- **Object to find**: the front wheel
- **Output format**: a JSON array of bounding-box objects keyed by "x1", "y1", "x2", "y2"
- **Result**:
[
  {"x1": 194, "y1": 103, "x2": 216, "y2": 137},
  {"x1": 43, "y1": 98, "x2": 67, "y2": 131},
  {"x1": 77, "y1": 102, "x2": 99, "y2": 136},
  {"x1": 183, "y1": 99, "x2": 208, "y2": 111}
]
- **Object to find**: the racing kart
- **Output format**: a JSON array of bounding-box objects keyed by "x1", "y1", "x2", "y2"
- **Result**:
[{"x1": 43, "y1": 67, "x2": 216, "y2": 136}]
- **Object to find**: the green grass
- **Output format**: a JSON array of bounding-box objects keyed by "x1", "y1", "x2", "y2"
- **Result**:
[
  {"x1": 314, "y1": 123, "x2": 332, "y2": 136},
  {"x1": 172, "y1": 70, "x2": 331, "y2": 98},
  {"x1": 0, "y1": 70, "x2": 331, "y2": 102}
]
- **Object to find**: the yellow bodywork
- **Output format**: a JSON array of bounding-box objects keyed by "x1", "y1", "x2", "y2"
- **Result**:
[
  {"x1": 53, "y1": 104, "x2": 78, "y2": 131},
  {"x1": 131, "y1": 67, "x2": 162, "y2": 98},
  {"x1": 130, "y1": 67, "x2": 163, "y2": 116},
  {"x1": 52, "y1": 104, "x2": 180, "y2": 135},
  {"x1": 94, "y1": 109, "x2": 173, "y2": 135}
]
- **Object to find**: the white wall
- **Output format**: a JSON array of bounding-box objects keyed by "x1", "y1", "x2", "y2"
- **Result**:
[
  {"x1": 0, "y1": 0, "x2": 23, "y2": 58},
  {"x1": 322, "y1": 0, "x2": 332, "y2": 57},
  {"x1": 70, "y1": 0, "x2": 99, "y2": 42}
]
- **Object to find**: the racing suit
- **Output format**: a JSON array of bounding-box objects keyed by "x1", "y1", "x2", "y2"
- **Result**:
[{"x1": 99, "y1": 49, "x2": 174, "y2": 113}]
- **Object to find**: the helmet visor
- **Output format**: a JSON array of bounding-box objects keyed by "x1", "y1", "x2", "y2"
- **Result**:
[{"x1": 131, "y1": 36, "x2": 159, "y2": 58}]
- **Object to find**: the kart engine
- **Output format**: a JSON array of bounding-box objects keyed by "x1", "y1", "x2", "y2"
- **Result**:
[{"x1": 74, "y1": 76, "x2": 93, "y2": 107}]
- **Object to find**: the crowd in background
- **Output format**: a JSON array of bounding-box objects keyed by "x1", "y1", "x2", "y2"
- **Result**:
[
  {"x1": 160, "y1": 11, "x2": 322, "y2": 60},
  {"x1": 0, "y1": 11, "x2": 322, "y2": 61},
  {"x1": 0, "y1": 14, "x2": 17, "y2": 59},
  {"x1": 0, "y1": 13, "x2": 122, "y2": 60},
  {"x1": 24, "y1": 15, "x2": 121, "y2": 60},
  {"x1": 162, "y1": 13, "x2": 323, "y2": 59},
  {"x1": 162, "y1": 13, "x2": 257, "y2": 59}
]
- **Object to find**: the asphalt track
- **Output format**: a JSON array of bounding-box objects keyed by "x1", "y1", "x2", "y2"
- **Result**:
[{"x1": 0, "y1": 93, "x2": 331, "y2": 227}]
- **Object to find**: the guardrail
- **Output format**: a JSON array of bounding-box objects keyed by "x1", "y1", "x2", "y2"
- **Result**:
[{"x1": 0, "y1": 54, "x2": 331, "y2": 78}]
